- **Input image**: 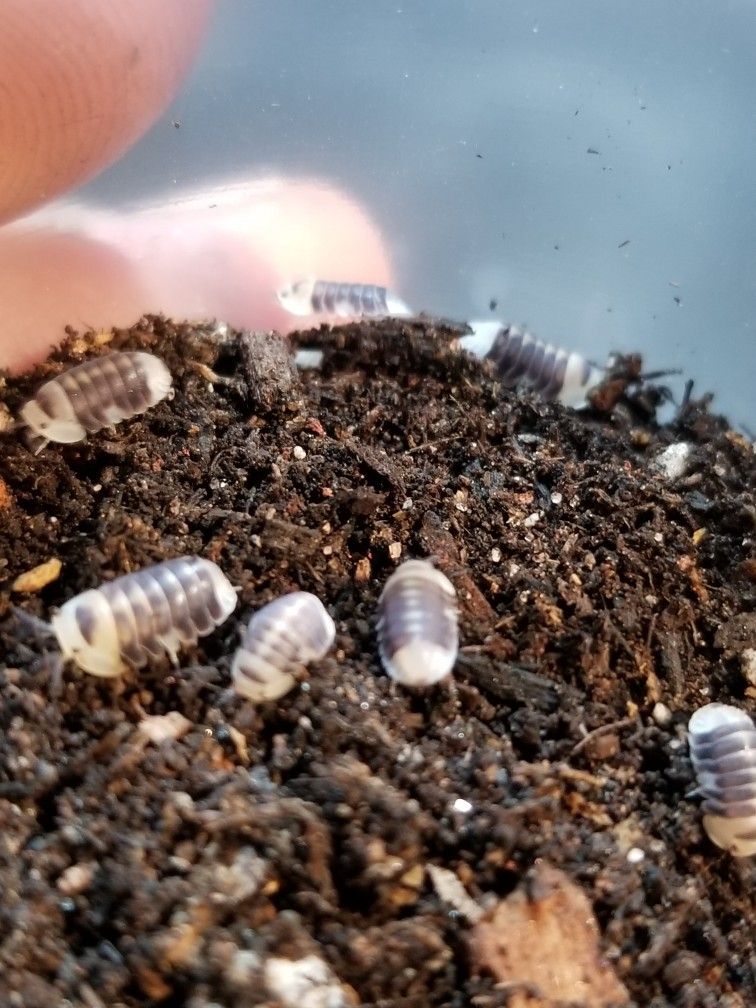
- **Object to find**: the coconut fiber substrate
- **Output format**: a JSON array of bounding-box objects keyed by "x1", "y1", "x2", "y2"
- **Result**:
[{"x1": 0, "y1": 316, "x2": 754, "y2": 1008}]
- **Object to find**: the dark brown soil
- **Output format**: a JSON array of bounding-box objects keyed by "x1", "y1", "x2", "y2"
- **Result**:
[{"x1": 0, "y1": 316, "x2": 754, "y2": 1008}]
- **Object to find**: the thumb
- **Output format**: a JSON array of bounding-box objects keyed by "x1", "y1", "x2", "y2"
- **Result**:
[{"x1": 0, "y1": 0, "x2": 216, "y2": 225}]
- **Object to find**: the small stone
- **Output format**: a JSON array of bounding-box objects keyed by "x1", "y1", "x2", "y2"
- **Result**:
[
  {"x1": 653, "y1": 442, "x2": 693, "y2": 481},
  {"x1": 226, "y1": 949, "x2": 262, "y2": 990},
  {"x1": 662, "y1": 951, "x2": 704, "y2": 991},
  {"x1": 522, "y1": 512, "x2": 540, "y2": 528},
  {"x1": 138, "y1": 712, "x2": 192, "y2": 745},
  {"x1": 293, "y1": 445, "x2": 306, "y2": 460},
  {"x1": 388, "y1": 542, "x2": 402, "y2": 560},
  {"x1": 264, "y1": 954, "x2": 350, "y2": 1008},
  {"x1": 626, "y1": 847, "x2": 645, "y2": 864},
  {"x1": 57, "y1": 862, "x2": 95, "y2": 896},
  {"x1": 490, "y1": 547, "x2": 501, "y2": 562},
  {"x1": 652, "y1": 702, "x2": 673, "y2": 727}
]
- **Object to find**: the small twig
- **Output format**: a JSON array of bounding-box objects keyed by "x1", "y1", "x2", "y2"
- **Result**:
[
  {"x1": 571, "y1": 716, "x2": 635, "y2": 757},
  {"x1": 406, "y1": 434, "x2": 465, "y2": 454}
]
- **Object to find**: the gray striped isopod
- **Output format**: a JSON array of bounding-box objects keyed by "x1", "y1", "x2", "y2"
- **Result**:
[
  {"x1": 231, "y1": 591, "x2": 336, "y2": 702},
  {"x1": 52, "y1": 556, "x2": 238, "y2": 678},
  {"x1": 376, "y1": 560, "x2": 458, "y2": 688},
  {"x1": 459, "y1": 321, "x2": 603, "y2": 409},
  {"x1": 687, "y1": 702, "x2": 756, "y2": 857},
  {"x1": 19, "y1": 351, "x2": 173, "y2": 454},
  {"x1": 276, "y1": 278, "x2": 412, "y2": 319}
]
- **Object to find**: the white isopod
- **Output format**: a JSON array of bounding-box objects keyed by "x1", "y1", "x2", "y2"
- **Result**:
[
  {"x1": 230, "y1": 591, "x2": 336, "y2": 702},
  {"x1": 687, "y1": 702, "x2": 756, "y2": 857},
  {"x1": 459, "y1": 321, "x2": 604, "y2": 409},
  {"x1": 276, "y1": 278, "x2": 412, "y2": 319},
  {"x1": 19, "y1": 351, "x2": 173, "y2": 453},
  {"x1": 376, "y1": 559, "x2": 459, "y2": 688},
  {"x1": 52, "y1": 556, "x2": 238, "y2": 677}
]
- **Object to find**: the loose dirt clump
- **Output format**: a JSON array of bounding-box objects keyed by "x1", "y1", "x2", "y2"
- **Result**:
[{"x1": 0, "y1": 315, "x2": 754, "y2": 1008}]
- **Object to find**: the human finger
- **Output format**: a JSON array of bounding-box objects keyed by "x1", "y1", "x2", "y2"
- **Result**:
[
  {"x1": 0, "y1": 0, "x2": 216, "y2": 226},
  {"x1": 0, "y1": 178, "x2": 394, "y2": 372}
]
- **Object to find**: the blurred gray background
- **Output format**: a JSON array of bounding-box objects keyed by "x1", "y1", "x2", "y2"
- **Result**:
[{"x1": 82, "y1": 0, "x2": 755, "y2": 425}]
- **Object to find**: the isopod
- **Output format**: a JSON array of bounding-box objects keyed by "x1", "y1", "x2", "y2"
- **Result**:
[
  {"x1": 19, "y1": 351, "x2": 173, "y2": 454},
  {"x1": 687, "y1": 702, "x2": 756, "y2": 857},
  {"x1": 51, "y1": 556, "x2": 238, "y2": 677},
  {"x1": 276, "y1": 278, "x2": 412, "y2": 319},
  {"x1": 376, "y1": 559, "x2": 458, "y2": 688},
  {"x1": 458, "y1": 321, "x2": 604, "y2": 408},
  {"x1": 230, "y1": 591, "x2": 335, "y2": 702}
]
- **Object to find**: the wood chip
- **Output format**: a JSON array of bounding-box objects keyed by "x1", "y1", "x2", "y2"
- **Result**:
[
  {"x1": 0, "y1": 476, "x2": 12, "y2": 509},
  {"x1": 12, "y1": 557, "x2": 62, "y2": 593},
  {"x1": 470, "y1": 862, "x2": 630, "y2": 1007}
]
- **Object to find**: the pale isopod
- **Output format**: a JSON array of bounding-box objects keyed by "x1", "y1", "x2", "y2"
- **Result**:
[
  {"x1": 19, "y1": 351, "x2": 173, "y2": 454},
  {"x1": 230, "y1": 591, "x2": 335, "y2": 702},
  {"x1": 51, "y1": 556, "x2": 238, "y2": 677},
  {"x1": 459, "y1": 321, "x2": 604, "y2": 409},
  {"x1": 376, "y1": 559, "x2": 458, "y2": 688},
  {"x1": 687, "y1": 702, "x2": 756, "y2": 857},
  {"x1": 276, "y1": 278, "x2": 412, "y2": 319}
]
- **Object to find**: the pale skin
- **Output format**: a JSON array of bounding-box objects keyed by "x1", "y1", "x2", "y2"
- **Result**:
[{"x1": 0, "y1": 0, "x2": 393, "y2": 372}]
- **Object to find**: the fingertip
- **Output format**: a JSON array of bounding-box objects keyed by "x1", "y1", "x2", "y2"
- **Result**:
[{"x1": 0, "y1": 0, "x2": 217, "y2": 225}]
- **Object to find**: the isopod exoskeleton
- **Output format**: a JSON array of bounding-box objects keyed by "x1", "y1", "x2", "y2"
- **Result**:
[
  {"x1": 230, "y1": 591, "x2": 336, "y2": 702},
  {"x1": 51, "y1": 556, "x2": 238, "y2": 678},
  {"x1": 376, "y1": 559, "x2": 458, "y2": 688},
  {"x1": 459, "y1": 321, "x2": 603, "y2": 408},
  {"x1": 276, "y1": 278, "x2": 412, "y2": 319},
  {"x1": 19, "y1": 351, "x2": 173, "y2": 454},
  {"x1": 688, "y1": 703, "x2": 756, "y2": 857}
]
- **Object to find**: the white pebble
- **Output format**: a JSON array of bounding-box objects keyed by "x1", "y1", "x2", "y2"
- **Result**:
[
  {"x1": 264, "y1": 954, "x2": 348, "y2": 1008},
  {"x1": 293, "y1": 445, "x2": 307, "y2": 460},
  {"x1": 653, "y1": 442, "x2": 693, "y2": 481},
  {"x1": 652, "y1": 702, "x2": 673, "y2": 727}
]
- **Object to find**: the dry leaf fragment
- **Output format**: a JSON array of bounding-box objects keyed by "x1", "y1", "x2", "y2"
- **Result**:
[{"x1": 470, "y1": 862, "x2": 630, "y2": 1008}]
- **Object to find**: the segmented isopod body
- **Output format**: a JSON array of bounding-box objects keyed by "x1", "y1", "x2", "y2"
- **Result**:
[
  {"x1": 231, "y1": 591, "x2": 335, "y2": 702},
  {"x1": 19, "y1": 351, "x2": 173, "y2": 454},
  {"x1": 276, "y1": 278, "x2": 412, "y2": 319},
  {"x1": 376, "y1": 560, "x2": 458, "y2": 688},
  {"x1": 52, "y1": 556, "x2": 237, "y2": 678},
  {"x1": 459, "y1": 321, "x2": 603, "y2": 408},
  {"x1": 687, "y1": 703, "x2": 756, "y2": 857}
]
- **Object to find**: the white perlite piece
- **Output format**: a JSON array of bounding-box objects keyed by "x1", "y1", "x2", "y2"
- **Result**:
[
  {"x1": 264, "y1": 954, "x2": 350, "y2": 1008},
  {"x1": 653, "y1": 442, "x2": 693, "y2": 481}
]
